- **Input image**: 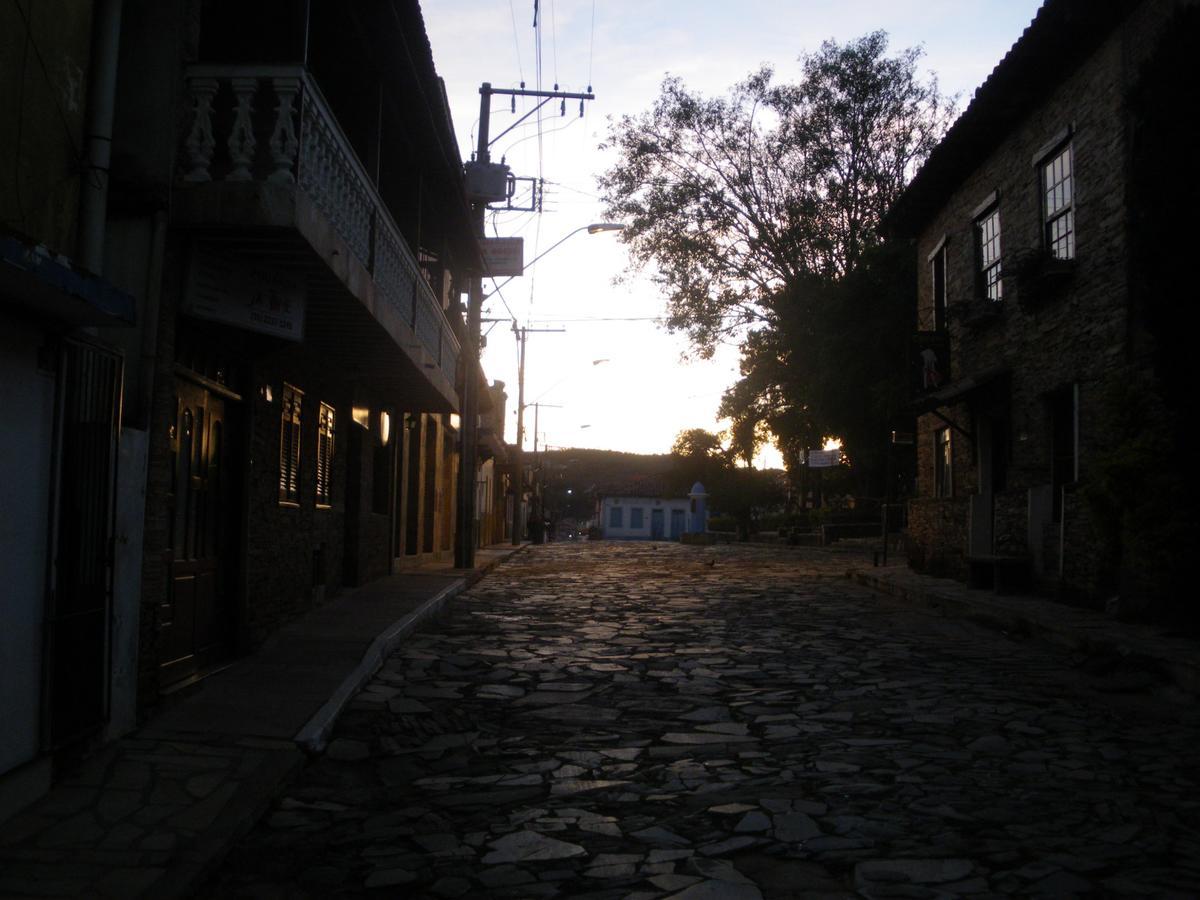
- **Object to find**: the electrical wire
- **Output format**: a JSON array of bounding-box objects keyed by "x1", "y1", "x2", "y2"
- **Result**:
[
  {"x1": 507, "y1": 0, "x2": 525, "y2": 86},
  {"x1": 550, "y1": 0, "x2": 559, "y2": 89},
  {"x1": 588, "y1": 0, "x2": 596, "y2": 90}
]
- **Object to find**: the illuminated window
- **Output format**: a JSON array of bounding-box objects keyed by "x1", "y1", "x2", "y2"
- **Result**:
[
  {"x1": 975, "y1": 207, "x2": 1002, "y2": 302},
  {"x1": 1042, "y1": 144, "x2": 1074, "y2": 260},
  {"x1": 279, "y1": 384, "x2": 303, "y2": 504},
  {"x1": 316, "y1": 401, "x2": 335, "y2": 507},
  {"x1": 935, "y1": 428, "x2": 953, "y2": 498}
]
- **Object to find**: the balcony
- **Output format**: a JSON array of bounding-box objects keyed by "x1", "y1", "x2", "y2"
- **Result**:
[{"x1": 173, "y1": 64, "x2": 460, "y2": 410}]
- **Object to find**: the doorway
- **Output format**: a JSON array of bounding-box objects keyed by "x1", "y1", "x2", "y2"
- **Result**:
[
  {"x1": 669, "y1": 509, "x2": 685, "y2": 540},
  {"x1": 159, "y1": 377, "x2": 236, "y2": 687},
  {"x1": 650, "y1": 508, "x2": 665, "y2": 540}
]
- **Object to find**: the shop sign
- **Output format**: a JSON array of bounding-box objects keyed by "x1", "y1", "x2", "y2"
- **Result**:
[{"x1": 183, "y1": 249, "x2": 305, "y2": 341}]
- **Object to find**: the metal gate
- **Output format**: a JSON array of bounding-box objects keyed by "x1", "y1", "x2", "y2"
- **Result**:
[{"x1": 44, "y1": 337, "x2": 123, "y2": 749}]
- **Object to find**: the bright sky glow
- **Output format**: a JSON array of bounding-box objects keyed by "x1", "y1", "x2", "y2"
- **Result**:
[{"x1": 423, "y1": 0, "x2": 1044, "y2": 467}]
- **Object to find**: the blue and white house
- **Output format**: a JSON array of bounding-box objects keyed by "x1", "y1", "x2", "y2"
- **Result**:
[{"x1": 596, "y1": 478, "x2": 708, "y2": 541}]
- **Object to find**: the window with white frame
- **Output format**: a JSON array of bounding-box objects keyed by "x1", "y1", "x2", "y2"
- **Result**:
[
  {"x1": 1042, "y1": 144, "x2": 1074, "y2": 260},
  {"x1": 975, "y1": 207, "x2": 1003, "y2": 302}
]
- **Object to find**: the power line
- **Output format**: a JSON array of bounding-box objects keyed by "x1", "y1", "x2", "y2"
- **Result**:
[
  {"x1": 528, "y1": 316, "x2": 665, "y2": 323},
  {"x1": 588, "y1": 0, "x2": 596, "y2": 89},
  {"x1": 507, "y1": 0, "x2": 525, "y2": 85}
]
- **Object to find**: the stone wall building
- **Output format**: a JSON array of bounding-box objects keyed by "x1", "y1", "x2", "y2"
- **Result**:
[{"x1": 887, "y1": 0, "x2": 1198, "y2": 622}]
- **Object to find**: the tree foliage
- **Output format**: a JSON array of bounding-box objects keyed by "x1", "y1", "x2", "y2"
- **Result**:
[
  {"x1": 600, "y1": 30, "x2": 952, "y2": 356},
  {"x1": 719, "y1": 242, "x2": 918, "y2": 495},
  {"x1": 601, "y1": 32, "x2": 951, "y2": 492},
  {"x1": 667, "y1": 428, "x2": 785, "y2": 538}
]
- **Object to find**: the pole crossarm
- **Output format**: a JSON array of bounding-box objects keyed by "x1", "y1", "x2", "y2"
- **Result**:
[{"x1": 481, "y1": 85, "x2": 595, "y2": 150}]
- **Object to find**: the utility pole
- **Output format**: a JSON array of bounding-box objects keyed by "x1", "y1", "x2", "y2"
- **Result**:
[
  {"x1": 456, "y1": 81, "x2": 594, "y2": 567},
  {"x1": 509, "y1": 327, "x2": 563, "y2": 545}
]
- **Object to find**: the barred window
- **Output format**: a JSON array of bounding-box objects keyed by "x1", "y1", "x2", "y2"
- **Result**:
[
  {"x1": 976, "y1": 207, "x2": 1003, "y2": 302},
  {"x1": 279, "y1": 384, "x2": 303, "y2": 504},
  {"x1": 1042, "y1": 145, "x2": 1074, "y2": 260},
  {"x1": 316, "y1": 402, "x2": 335, "y2": 507}
]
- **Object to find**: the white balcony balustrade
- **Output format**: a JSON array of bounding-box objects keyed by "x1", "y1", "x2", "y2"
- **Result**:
[{"x1": 180, "y1": 64, "x2": 460, "y2": 387}]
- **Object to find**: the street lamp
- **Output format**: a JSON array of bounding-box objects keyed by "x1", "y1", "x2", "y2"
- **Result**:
[{"x1": 485, "y1": 223, "x2": 624, "y2": 302}]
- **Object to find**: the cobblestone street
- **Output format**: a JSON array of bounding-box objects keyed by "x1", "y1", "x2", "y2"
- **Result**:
[{"x1": 211, "y1": 542, "x2": 1200, "y2": 898}]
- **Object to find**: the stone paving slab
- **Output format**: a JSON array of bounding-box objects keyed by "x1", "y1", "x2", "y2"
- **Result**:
[
  {"x1": 852, "y1": 565, "x2": 1200, "y2": 696},
  {"x1": 208, "y1": 542, "x2": 1200, "y2": 898},
  {"x1": 0, "y1": 545, "x2": 521, "y2": 898}
]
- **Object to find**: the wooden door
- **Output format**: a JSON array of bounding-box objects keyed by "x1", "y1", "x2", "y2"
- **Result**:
[
  {"x1": 650, "y1": 508, "x2": 665, "y2": 540},
  {"x1": 669, "y1": 509, "x2": 685, "y2": 540},
  {"x1": 159, "y1": 379, "x2": 233, "y2": 686}
]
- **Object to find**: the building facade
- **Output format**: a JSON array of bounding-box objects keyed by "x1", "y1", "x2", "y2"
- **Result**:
[
  {"x1": 596, "y1": 477, "x2": 707, "y2": 541},
  {"x1": 2, "y1": 0, "x2": 493, "y2": 817},
  {"x1": 888, "y1": 0, "x2": 1197, "y2": 622}
]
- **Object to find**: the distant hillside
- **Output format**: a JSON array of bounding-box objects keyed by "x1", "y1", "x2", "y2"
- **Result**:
[
  {"x1": 537, "y1": 447, "x2": 673, "y2": 495},
  {"x1": 536, "y1": 447, "x2": 675, "y2": 522}
]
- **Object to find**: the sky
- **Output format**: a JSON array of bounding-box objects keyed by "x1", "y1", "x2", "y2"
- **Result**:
[{"x1": 423, "y1": 0, "x2": 1045, "y2": 465}]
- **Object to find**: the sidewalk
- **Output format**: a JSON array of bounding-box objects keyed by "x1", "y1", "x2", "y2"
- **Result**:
[
  {"x1": 850, "y1": 563, "x2": 1200, "y2": 697},
  {"x1": 0, "y1": 544, "x2": 522, "y2": 899}
]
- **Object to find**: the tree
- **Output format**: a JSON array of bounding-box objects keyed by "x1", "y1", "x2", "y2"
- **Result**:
[
  {"x1": 667, "y1": 428, "x2": 726, "y2": 496},
  {"x1": 601, "y1": 32, "x2": 952, "y2": 484},
  {"x1": 667, "y1": 428, "x2": 785, "y2": 539},
  {"x1": 719, "y1": 241, "x2": 918, "y2": 497}
]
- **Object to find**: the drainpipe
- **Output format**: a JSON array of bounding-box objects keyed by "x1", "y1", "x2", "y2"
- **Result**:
[{"x1": 77, "y1": 0, "x2": 124, "y2": 275}]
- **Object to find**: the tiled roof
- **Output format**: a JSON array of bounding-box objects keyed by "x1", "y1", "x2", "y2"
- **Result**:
[{"x1": 883, "y1": 0, "x2": 1142, "y2": 237}]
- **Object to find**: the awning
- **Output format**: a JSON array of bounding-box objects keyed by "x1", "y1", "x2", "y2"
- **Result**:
[{"x1": 1, "y1": 235, "x2": 136, "y2": 326}]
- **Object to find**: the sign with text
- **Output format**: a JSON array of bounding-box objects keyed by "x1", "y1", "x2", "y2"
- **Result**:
[
  {"x1": 184, "y1": 249, "x2": 305, "y2": 341},
  {"x1": 481, "y1": 237, "x2": 524, "y2": 277},
  {"x1": 806, "y1": 449, "x2": 842, "y2": 468}
]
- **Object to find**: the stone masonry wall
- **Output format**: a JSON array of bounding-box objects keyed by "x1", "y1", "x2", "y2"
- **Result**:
[
  {"x1": 245, "y1": 347, "x2": 352, "y2": 648},
  {"x1": 910, "y1": 4, "x2": 1178, "y2": 602}
]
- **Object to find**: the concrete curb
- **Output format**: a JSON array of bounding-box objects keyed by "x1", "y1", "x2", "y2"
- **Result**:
[
  {"x1": 292, "y1": 545, "x2": 524, "y2": 753},
  {"x1": 293, "y1": 579, "x2": 466, "y2": 753},
  {"x1": 850, "y1": 567, "x2": 1200, "y2": 697}
]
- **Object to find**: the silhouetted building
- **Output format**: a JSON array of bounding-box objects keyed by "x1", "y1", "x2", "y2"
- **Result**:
[{"x1": 887, "y1": 0, "x2": 1198, "y2": 622}]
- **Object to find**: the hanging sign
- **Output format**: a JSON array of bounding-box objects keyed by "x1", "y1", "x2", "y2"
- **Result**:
[
  {"x1": 184, "y1": 248, "x2": 305, "y2": 341},
  {"x1": 481, "y1": 237, "x2": 524, "y2": 277}
]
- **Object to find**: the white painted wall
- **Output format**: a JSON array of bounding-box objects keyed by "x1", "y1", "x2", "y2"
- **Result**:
[
  {"x1": 600, "y1": 496, "x2": 691, "y2": 540},
  {"x1": 0, "y1": 317, "x2": 55, "y2": 776}
]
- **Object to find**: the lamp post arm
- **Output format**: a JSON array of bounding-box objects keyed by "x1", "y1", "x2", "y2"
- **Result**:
[{"x1": 484, "y1": 223, "x2": 623, "y2": 301}]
